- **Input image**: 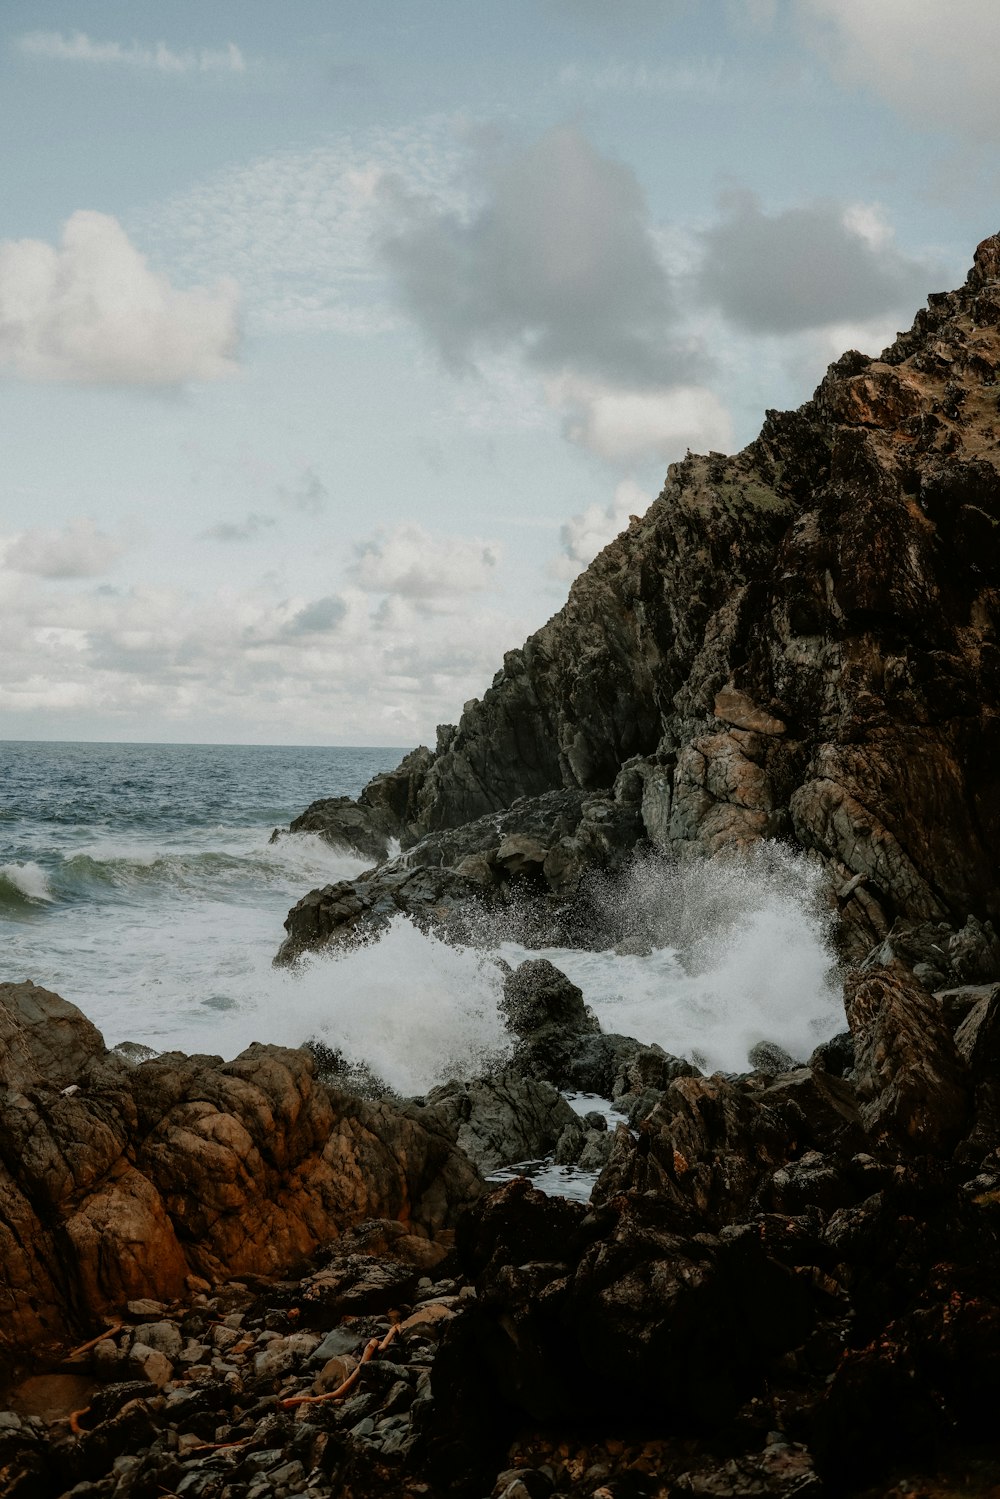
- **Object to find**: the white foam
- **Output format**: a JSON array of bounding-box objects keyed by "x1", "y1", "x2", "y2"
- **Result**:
[
  {"x1": 29, "y1": 843, "x2": 842, "y2": 1095},
  {"x1": 0, "y1": 860, "x2": 55, "y2": 903},
  {"x1": 500, "y1": 845, "x2": 844, "y2": 1074}
]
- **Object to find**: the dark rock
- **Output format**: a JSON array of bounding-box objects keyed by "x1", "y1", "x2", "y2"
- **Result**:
[
  {"x1": 593, "y1": 1074, "x2": 792, "y2": 1222},
  {"x1": 846, "y1": 963, "x2": 969, "y2": 1150},
  {"x1": 281, "y1": 237, "x2": 1000, "y2": 978},
  {"x1": 273, "y1": 795, "x2": 392, "y2": 863},
  {"x1": 747, "y1": 1041, "x2": 799, "y2": 1075},
  {"x1": 418, "y1": 1071, "x2": 581, "y2": 1175},
  {"x1": 807, "y1": 1031, "x2": 855, "y2": 1077}
]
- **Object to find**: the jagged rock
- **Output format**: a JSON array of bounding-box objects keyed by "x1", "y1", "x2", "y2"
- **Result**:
[
  {"x1": 284, "y1": 236, "x2": 1000, "y2": 973},
  {"x1": 593, "y1": 1074, "x2": 792, "y2": 1220},
  {"x1": 277, "y1": 791, "x2": 643, "y2": 960},
  {"x1": 415, "y1": 1071, "x2": 582, "y2": 1175},
  {"x1": 0, "y1": 983, "x2": 482, "y2": 1368},
  {"x1": 845, "y1": 963, "x2": 969, "y2": 1150},
  {"x1": 271, "y1": 796, "x2": 392, "y2": 863}
]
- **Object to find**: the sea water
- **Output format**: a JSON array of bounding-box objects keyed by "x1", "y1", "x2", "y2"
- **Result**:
[{"x1": 0, "y1": 740, "x2": 845, "y2": 1096}]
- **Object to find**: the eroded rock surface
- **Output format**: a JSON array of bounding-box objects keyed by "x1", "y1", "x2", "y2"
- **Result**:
[{"x1": 0, "y1": 981, "x2": 482, "y2": 1373}]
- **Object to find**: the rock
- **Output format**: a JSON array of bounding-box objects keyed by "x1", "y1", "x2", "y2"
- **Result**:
[
  {"x1": 282, "y1": 237, "x2": 1000, "y2": 974},
  {"x1": 272, "y1": 795, "x2": 391, "y2": 863},
  {"x1": 277, "y1": 791, "x2": 643, "y2": 960},
  {"x1": 127, "y1": 1342, "x2": 172, "y2": 1387},
  {"x1": 676, "y1": 1439, "x2": 822, "y2": 1496},
  {"x1": 496, "y1": 960, "x2": 604, "y2": 1087},
  {"x1": 418, "y1": 1071, "x2": 583, "y2": 1175},
  {"x1": 747, "y1": 1041, "x2": 798, "y2": 1075},
  {"x1": 845, "y1": 963, "x2": 969, "y2": 1150},
  {"x1": 593, "y1": 1074, "x2": 792, "y2": 1222},
  {"x1": 0, "y1": 984, "x2": 482, "y2": 1368}
]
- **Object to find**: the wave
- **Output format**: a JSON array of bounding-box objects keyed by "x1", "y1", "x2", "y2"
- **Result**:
[
  {"x1": 49, "y1": 831, "x2": 369, "y2": 903},
  {"x1": 0, "y1": 861, "x2": 56, "y2": 906},
  {"x1": 501, "y1": 844, "x2": 844, "y2": 1073}
]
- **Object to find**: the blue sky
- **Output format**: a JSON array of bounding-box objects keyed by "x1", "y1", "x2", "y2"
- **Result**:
[{"x1": 1, "y1": 0, "x2": 997, "y2": 744}]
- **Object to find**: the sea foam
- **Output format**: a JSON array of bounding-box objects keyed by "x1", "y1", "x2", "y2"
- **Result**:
[
  {"x1": 0, "y1": 860, "x2": 55, "y2": 904},
  {"x1": 149, "y1": 843, "x2": 842, "y2": 1089}
]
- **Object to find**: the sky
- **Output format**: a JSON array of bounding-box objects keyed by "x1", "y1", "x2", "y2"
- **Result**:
[{"x1": 0, "y1": 0, "x2": 997, "y2": 746}]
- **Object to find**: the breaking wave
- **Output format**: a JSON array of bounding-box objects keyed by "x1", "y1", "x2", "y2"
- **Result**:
[
  {"x1": 84, "y1": 843, "x2": 842, "y2": 1090},
  {"x1": 0, "y1": 860, "x2": 55, "y2": 906}
]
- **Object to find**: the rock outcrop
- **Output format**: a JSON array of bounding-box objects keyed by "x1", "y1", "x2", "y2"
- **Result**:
[
  {"x1": 281, "y1": 236, "x2": 1000, "y2": 971},
  {"x1": 0, "y1": 981, "x2": 482, "y2": 1374}
]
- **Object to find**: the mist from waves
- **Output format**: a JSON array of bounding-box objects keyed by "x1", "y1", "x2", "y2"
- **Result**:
[
  {"x1": 500, "y1": 844, "x2": 844, "y2": 1075},
  {"x1": 88, "y1": 841, "x2": 843, "y2": 1093}
]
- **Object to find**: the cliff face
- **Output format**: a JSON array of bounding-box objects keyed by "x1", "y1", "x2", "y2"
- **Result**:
[{"x1": 391, "y1": 236, "x2": 1000, "y2": 957}]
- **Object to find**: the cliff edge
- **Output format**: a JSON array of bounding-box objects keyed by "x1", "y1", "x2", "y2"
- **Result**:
[{"x1": 282, "y1": 235, "x2": 1000, "y2": 972}]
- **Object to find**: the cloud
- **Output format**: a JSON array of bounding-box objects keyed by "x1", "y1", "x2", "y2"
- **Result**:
[
  {"x1": 132, "y1": 121, "x2": 465, "y2": 336},
  {"x1": 548, "y1": 374, "x2": 733, "y2": 463},
  {"x1": 0, "y1": 557, "x2": 527, "y2": 742},
  {"x1": 283, "y1": 595, "x2": 348, "y2": 635},
  {"x1": 18, "y1": 31, "x2": 246, "y2": 74},
  {"x1": 551, "y1": 478, "x2": 654, "y2": 581},
  {"x1": 199, "y1": 513, "x2": 275, "y2": 543},
  {"x1": 278, "y1": 467, "x2": 328, "y2": 515},
  {"x1": 4, "y1": 519, "x2": 124, "y2": 578},
  {"x1": 696, "y1": 191, "x2": 934, "y2": 334},
  {"x1": 557, "y1": 59, "x2": 727, "y2": 95},
  {"x1": 0, "y1": 211, "x2": 240, "y2": 385},
  {"x1": 378, "y1": 125, "x2": 695, "y2": 388},
  {"x1": 351, "y1": 524, "x2": 501, "y2": 602},
  {"x1": 793, "y1": 0, "x2": 1000, "y2": 141}
]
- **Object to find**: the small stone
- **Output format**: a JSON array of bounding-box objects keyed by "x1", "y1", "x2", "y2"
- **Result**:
[
  {"x1": 134, "y1": 1320, "x2": 183, "y2": 1359},
  {"x1": 127, "y1": 1299, "x2": 167, "y2": 1318},
  {"x1": 312, "y1": 1355, "x2": 358, "y2": 1394},
  {"x1": 128, "y1": 1342, "x2": 172, "y2": 1387}
]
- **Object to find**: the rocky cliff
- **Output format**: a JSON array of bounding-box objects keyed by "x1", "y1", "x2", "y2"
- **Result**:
[{"x1": 281, "y1": 235, "x2": 1000, "y2": 972}]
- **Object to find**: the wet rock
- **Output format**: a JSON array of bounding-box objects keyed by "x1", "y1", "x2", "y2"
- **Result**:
[
  {"x1": 272, "y1": 795, "x2": 392, "y2": 863},
  {"x1": 593, "y1": 1074, "x2": 792, "y2": 1222},
  {"x1": 419, "y1": 1071, "x2": 581, "y2": 1175},
  {"x1": 747, "y1": 1041, "x2": 798, "y2": 1075}
]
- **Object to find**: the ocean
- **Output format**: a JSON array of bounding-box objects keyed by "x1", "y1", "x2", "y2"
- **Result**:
[{"x1": 0, "y1": 740, "x2": 846, "y2": 1098}]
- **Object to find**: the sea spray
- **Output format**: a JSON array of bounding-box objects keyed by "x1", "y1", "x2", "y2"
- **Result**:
[
  {"x1": 498, "y1": 843, "x2": 843, "y2": 1073},
  {"x1": 147, "y1": 843, "x2": 842, "y2": 1087}
]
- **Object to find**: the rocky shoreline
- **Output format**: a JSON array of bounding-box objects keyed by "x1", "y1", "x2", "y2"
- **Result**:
[
  {"x1": 6, "y1": 238, "x2": 1000, "y2": 1496},
  {"x1": 4, "y1": 954, "x2": 1000, "y2": 1497}
]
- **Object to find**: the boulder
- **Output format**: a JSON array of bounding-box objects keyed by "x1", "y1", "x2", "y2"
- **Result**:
[
  {"x1": 415, "y1": 1071, "x2": 583, "y2": 1175},
  {"x1": 0, "y1": 983, "x2": 482, "y2": 1367}
]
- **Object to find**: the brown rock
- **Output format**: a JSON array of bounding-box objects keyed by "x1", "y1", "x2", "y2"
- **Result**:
[
  {"x1": 0, "y1": 984, "x2": 482, "y2": 1368},
  {"x1": 845, "y1": 963, "x2": 969, "y2": 1151}
]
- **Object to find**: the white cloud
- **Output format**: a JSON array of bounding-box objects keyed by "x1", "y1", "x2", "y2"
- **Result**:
[
  {"x1": 0, "y1": 556, "x2": 525, "y2": 742},
  {"x1": 4, "y1": 519, "x2": 124, "y2": 578},
  {"x1": 548, "y1": 374, "x2": 733, "y2": 463},
  {"x1": 0, "y1": 211, "x2": 240, "y2": 385},
  {"x1": 551, "y1": 478, "x2": 654, "y2": 582},
  {"x1": 794, "y1": 0, "x2": 1000, "y2": 141},
  {"x1": 18, "y1": 31, "x2": 246, "y2": 74},
  {"x1": 351, "y1": 524, "x2": 502, "y2": 602}
]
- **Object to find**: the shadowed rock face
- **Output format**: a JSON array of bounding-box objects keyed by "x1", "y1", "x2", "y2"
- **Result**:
[
  {"x1": 286, "y1": 236, "x2": 1000, "y2": 966},
  {"x1": 0, "y1": 981, "x2": 482, "y2": 1370}
]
